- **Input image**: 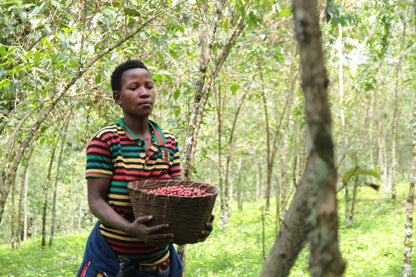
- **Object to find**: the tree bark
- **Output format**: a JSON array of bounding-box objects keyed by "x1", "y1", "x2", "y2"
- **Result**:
[
  {"x1": 260, "y1": 71, "x2": 273, "y2": 212},
  {"x1": 390, "y1": 14, "x2": 406, "y2": 204},
  {"x1": 49, "y1": 113, "x2": 70, "y2": 247},
  {"x1": 260, "y1": 61, "x2": 293, "y2": 212},
  {"x1": 16, "y1": 142, "x2": 36, "y2": 247},
  {"x1": 403, "y1": 106, "x2": 416, "y2": 277},
  {"x1": 403, "y1": 4, "x2": 415, "y2": 275},
  {"x1": 260, "y1": 0, "x2": 345, "y2": 275},
  {"x1": 185, "y1": 1, "x2": 247, "y2": 179},
  {"x1": 317, "y1": 0, "x2": 327, "y2": 28},
  {"x1": 216, "y1": 81, "x2": 225, "y2": 226},
  {"x1": 182, "y1": 0, "x2": 227, "y2": 180},
  {"x1": 41, "y1": 127, "x2": 61, "y2": 247},
  {"x1": 178, "y1": 0, "x2": 227, "y2": 270},
  {"x1": 222, "y1": 88, "x2": 249, "y2": 225}
]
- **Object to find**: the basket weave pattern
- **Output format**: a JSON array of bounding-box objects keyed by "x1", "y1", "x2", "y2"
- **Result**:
[{"x1": 128, "y1": 179, "x2": 218, "y2": 245}]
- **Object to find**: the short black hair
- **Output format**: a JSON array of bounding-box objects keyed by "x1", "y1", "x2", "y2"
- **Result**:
[{"x1": 110, "y1": 59, "x2": 150, "y2": 92}]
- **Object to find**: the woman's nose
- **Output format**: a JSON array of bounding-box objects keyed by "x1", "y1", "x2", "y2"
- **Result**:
[{"x1": 138, "y1": 86, "x2": 149, "y2": 96}]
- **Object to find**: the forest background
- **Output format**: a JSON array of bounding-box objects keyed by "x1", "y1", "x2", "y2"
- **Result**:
[{"x1": 0, "y1": 0, "x2": 415, "y2": 276}]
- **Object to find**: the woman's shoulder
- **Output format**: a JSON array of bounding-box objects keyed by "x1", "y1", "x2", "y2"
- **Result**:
[{"x1": 92, "y1": 122, "x2": 122, "y2": 140}]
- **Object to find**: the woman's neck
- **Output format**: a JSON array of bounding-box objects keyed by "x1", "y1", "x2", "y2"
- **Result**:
[{"x1": 123, "y1": 116, "x2": 150, "y2": 139}]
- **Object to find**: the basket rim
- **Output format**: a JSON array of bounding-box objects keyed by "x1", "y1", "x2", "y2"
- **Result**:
[{"x1": 127, "y1": 180, "x2": 218, "y2": 198}]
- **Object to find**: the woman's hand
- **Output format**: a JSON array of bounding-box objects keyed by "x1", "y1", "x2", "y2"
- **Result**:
[
  {"x1": 87, "y1": 178, "x2": 173, "y2": 247},
  {"x1": 128, "y1": 215, "x2": 174, "y2": 247}
]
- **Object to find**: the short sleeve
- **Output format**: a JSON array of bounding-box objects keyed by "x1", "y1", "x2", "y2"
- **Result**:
[{"x1": 85, "y1": 135, "x2": 114, "y2": 179}]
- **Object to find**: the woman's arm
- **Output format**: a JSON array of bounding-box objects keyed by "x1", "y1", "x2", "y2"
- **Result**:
[{"x1": 87, "y1": 177, "x2": 174, "y2": 247}]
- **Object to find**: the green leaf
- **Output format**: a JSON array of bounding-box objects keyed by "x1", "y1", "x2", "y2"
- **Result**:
[
  {"x1": 248, "y1": 11, "x2": 258, "y2": 28},
  {"x1": 0, "y1": 45, "x2": 6, "y2": 57},
  {"x1": 125, "y1": 8, "x2": 140, "y2": 17},
  {"x1": 95, "y1": 72, "x2": 102, "y2": 84},
  {"x1": 173, "y1": 89, "x2": 180, "y2": 100},
  {"x1": 342, "y1": 167, "x2": 380, "y2": 183},
  {"x1": 280, "y1": 8, "x2": 291, "y2": 16},
  {"x1": 230, "y1": 84, "x2": 240, "y2": 93}
]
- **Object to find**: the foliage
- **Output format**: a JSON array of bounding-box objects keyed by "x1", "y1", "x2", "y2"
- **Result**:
[{"x1": 342, "y1": 166, "x2": 380, "y2": 184}]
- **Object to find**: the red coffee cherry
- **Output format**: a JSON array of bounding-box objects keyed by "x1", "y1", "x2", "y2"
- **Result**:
[{"x1": 144, "y1": 185, "x2": 209, "y2": 197}]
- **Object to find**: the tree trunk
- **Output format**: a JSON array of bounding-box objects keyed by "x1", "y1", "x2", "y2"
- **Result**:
[
  {"x1": 403, "y1": 97, "x2": 416, "y2": 276},
  {"x1": 182, "y1": 0, "x2": 226, "y2": 180},
  {"x1": 23, "y1": 174, "x2": 29, "y2": 241},
  {"x1": 260, "y1": 61, "x2": 293, "y2": 212},
  {"x1": 260, "y1": 76, "x2": 273, "y2": 212},
  {"x1": 49, "y1": 115, "x2": 70, "y2": 247},
  {"x1": 216, "y1": 81, "x2": 225, "y2": 227},
  {"x1": 350, "y1": 181, "x2": 358, "y2": 226},
  {"x1": 188, "y1": 6, "x2": 247, "y2": 180},
  {"x1": 391, "y1": 14, "x2": 406, "y2": 204},
  {"x1": 317, "y1": 0, "x2": 327, "y2": 28},
  {"x1": 261, "y1": 0, "x2": 345, "y2": 275},
  {"x1": 237, "y1": 159, "x2": 244, "y2": 211},
  {"x1": 16, "y1": 143, "x2": 36, "y2": 247},
  {"x1": 222, "y1": 89, "x2": 248, "y2": 225},
  {"x1": 10, "y1": 172, "x2": 16, "y2": 248},
  {"x1": 192, "y1": 6, "x2": 249, "y2": 225},
  {"x1": 178, "y1": 0, "x2": 227, "y2": 269},
  {"x1": 256, "y1": 153, "x2": 263, "y2": 201},
  {"x1": 338, "y1": 22, "x2": 346, "y2": 148},
  {"x1": 403, "y1": 4, "x2": 415, "y2": 275},
  {"x1": 344, "y1": 183, "x2": 352, "y2": 228},
  {"x1": 275, "y1": 177, "x2": 281, "y2": 232},
  {"x1": 279, "y1": 42, "x2": 298, "y2": 218},
  {"x1": 41, "y1": 129, "x2": 61, "y2": 247}
]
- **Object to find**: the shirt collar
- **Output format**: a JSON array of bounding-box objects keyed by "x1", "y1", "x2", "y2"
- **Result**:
[{"x1": 117, "y1": 118, "x2": 166, "y2": 146}]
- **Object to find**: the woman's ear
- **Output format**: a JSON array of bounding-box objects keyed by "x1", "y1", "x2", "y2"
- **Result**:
[{"x1": 113, "y1": 91, "x2": 122, "y2": 106}]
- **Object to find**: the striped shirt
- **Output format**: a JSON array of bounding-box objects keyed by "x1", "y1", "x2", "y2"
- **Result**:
[{"x1": 85, "y1": 118, "x2": 181, "y2": 262}]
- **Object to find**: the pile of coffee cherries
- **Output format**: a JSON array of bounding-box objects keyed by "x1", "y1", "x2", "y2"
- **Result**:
[{"x1": 144, "y1": 185, "x2": 209, "y2": 197}]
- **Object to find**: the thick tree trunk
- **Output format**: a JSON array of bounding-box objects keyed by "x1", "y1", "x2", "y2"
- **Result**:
[
  {"x1": 260, "y1": 159, "x2": 317, "y2": 276},
  {"x1": 260, "y1": 0, "x2": 345, "y2": 275}
]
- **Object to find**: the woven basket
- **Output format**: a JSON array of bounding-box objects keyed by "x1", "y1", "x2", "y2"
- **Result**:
[{"x1": 127, "y1": 179, "x2": 218, "y2": 245}]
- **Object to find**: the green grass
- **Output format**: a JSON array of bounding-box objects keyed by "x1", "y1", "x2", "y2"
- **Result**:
[
  {"x1": 1, "y1": 183, "x2": 416, "y2": 276},
  {"x1": 0, "y1": 233, "x2": 87, "y2": 276}
]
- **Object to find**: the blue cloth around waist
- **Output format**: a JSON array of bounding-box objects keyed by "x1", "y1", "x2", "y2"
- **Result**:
[{"x1": 77, "y1": 222, "x2": 183, "y2": 277}]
